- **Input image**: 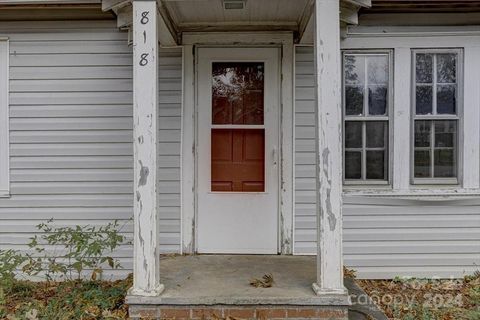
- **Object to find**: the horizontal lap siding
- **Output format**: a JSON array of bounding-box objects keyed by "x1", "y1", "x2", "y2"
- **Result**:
[
  {"x1": 293, "y1": 46, "x2": 480, "y2": 279},
  {"x1": 0, "y1": 19, "x2": 182, "y2": 278},
  {"x1": 158, "y1": 48, "x2": 182, "y2": 253}
]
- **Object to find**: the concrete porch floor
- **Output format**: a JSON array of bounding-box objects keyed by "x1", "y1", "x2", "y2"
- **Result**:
[{"x1": 126, "y1": 255, "x2": 387, "y2": 319}]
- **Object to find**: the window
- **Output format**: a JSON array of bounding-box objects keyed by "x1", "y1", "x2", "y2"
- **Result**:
[
  {"x1": 0, "y1": 39, "x2": 8, "y2": 196},
  {"x1": 342, "y1": 51, "x2": 391, "y2": 184},
  {"x1": 412, "y1": 50, "x2": 461, "y2": 184}
]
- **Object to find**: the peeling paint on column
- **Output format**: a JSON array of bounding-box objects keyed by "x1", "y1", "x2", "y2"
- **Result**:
[
  {"x1": 313, "y1": 0, "x2": 345, "y2": 294},
  {"x1": 138, "y1": 160, "x2": 149, "y2": 187},
  {"x1": 131, "y1": 0, "x2": 163, "y2": 297}
]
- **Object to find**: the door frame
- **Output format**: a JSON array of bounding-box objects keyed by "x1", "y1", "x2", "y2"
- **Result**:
[{"x1": 180, "y1": 32, "x2": 295, "y2": 255}]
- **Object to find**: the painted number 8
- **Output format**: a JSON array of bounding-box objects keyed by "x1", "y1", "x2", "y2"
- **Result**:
[
  {"x1": 141, "y1": 11, "x2": 149, "y2": 24},
  {"x1": 139, "y1": 53, "x2": 149, "y2": 66}
]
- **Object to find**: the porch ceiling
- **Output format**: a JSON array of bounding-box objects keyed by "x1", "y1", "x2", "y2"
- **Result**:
[
  {"x1": 164, "y1": 0, "x2": 308, "y2": 32},
  {"x1": 101, "y1": 0, "x2": 371, "y2": 44}
]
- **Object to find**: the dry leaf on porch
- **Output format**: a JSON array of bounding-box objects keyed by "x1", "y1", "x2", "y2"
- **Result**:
[{"x1": 249, "y1": 273, "x2": 274, "y2": 288}]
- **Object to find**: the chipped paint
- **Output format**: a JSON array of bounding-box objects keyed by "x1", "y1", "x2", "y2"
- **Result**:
[
  {"x1": 138, "y1": 160, "x2": 149, "y2": 187},
  {"x1": 131, "y1": 0, "x2": 163, "y2": 297},
  {"x1": 312, "y1": 0, "x2": 345, "y2": 294}
]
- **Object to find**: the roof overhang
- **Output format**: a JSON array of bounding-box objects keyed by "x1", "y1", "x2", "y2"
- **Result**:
[{"x1": 101, "y1": 0, "x2": 371, "y2": 45}]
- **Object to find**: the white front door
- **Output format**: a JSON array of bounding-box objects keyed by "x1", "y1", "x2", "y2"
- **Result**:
[{"x1": 197, "y1": 47, "x2": 280, "y2": 254}]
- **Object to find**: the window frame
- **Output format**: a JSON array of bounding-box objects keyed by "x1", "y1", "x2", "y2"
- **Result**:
[
  {"x1": 410, "y1": 48, "x2": 463, "y2": 185},
  {"x1": 342, "y1": 49, "x2": 394, "y2": 186},
  {"x1": 0, "y1": 38, "x2": 8, "y2": 197}
]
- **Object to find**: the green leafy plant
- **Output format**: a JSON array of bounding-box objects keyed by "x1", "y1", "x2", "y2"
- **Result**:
[
  {"x1": 25, "y1": 219, "x2": 128, "y2": 281},
  {"x1": 0, "y1": 249, "x2": 27, "y2": 287}
]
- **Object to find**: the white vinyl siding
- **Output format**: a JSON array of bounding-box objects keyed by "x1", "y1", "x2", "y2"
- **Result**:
[
  {"x1": 158, "y1": 48, "x2": 182, "y2": 253},
  {"x1": 294, "y1": 46, "x2": 480, "y2": 279},
  {"x1": 0, "y1": 19, "x2": 182, "y2": 278},
  {"x1": 0, "y1": 39, "x2": 8, "y2": 197}
]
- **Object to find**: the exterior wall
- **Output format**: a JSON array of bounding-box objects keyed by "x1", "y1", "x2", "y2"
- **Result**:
[
  {"x1": 158, "y1": 47, "x2": 182, "y2": 253},
  {"x1": 293, "y1": 45, "x2": 480, "y2": 279},
  {"x1": 0, "y1": 18, "x2": 182, "y2": 278}
]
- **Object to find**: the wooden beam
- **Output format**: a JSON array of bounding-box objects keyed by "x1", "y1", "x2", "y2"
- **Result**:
[
  {"x1": 101, "y1": 0, "x2": 129, "y2": 11},
  {"x1": 312, "y1": 0, "x2": 346, "y2": 295},
  {"x1": 116, "y1": 3, "x2": 132, "y2": 28},
  {"x1": 157, "y1": 0, "x2": 179, "y2": 45},
  {"x1": 343, "y1": 0, "x2": 371, "y2": 7},
  {"x1": 130, "y1": 0, "x2": 164, "y2": 298},
  {"x1": 340, "y1": 3, "x2": 359, "y2": 24}
]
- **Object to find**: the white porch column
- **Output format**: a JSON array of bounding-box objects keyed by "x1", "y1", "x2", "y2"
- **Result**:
[
  {"x1": 312, "y1": 0, "x2": 346, "y2": 295},
  {"x1": 131, "y1": 0, "x2": 164, "y2": 296}
]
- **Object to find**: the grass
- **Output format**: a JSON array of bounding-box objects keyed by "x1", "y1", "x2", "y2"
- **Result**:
[
  {"x1": 356, "y1": 272, "x2": 480, "y2": 320},
  {"x1": 0, "y1": 275, "x2": 132, "y2": 320},
  {"x1": 1, "y1": 271, "x2": 479, "y2": 319}
]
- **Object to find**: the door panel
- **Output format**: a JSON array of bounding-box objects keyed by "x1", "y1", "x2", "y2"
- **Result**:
[
  {"x1": 211, "y1": 129, "x2": 265, "y2": 192},
  {"x1": 197, "y1": 47, "x2": 280, "y2": 254}
]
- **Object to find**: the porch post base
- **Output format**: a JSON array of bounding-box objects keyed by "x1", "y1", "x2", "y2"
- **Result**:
[
  {"x1": 312, "y1": 283, "x2": 349, "y2": 297},
  {"x1": 128, "y1": 284, "x2": 165, "y2": 297}
]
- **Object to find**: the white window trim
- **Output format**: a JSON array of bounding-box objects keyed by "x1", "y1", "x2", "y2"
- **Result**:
[
  {"x1": 341, "y1": 30, "x2": 480, "y2": 197},
  {"x1": 410, "y1": 48, "x2": 463, "y2": 185},
  {"x1": 342, "y1": 49, "x2": 394, "y2": 187},
  {"x1": 0, "y1": 39, "x2": 8, "y2": 197}
]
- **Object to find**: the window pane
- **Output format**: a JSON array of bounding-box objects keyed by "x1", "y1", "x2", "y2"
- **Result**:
[
  {"x1": 366, "y1": 121, "x2": 387, "y2": 148},
  {"x1": 345, "y1": 151, "x2": 362, "y2": 179},
  {"x1": 367, "y1": 55, "x2": 388, "y2": 84},
  {"x1": 345, "y1": 121, "x2": 362, "y2": 148},
  {"x1": 434, "y1": 149, "x2": 455, "y2": 178},
  {"x1": 416, "y1": 85, "x2": 433, "y2": 115},
  {"x1": 368, "y1": 85, "x2": 387, "y2": 115},
  {"x1": 437, "y1": 85, "x2": 456, "y2": 114},
  {"x1": 212, "y1": 62, "x2": 264, "y2": 125},
  {"x1": 345, "y1": 85, "x2": 364, "y2": 115},
  {"x1": 414, "y1": 120, "x2": 431, "y2": 147},
  {"x1": 435, "y1": 120, "x2": 456, "y2": 148},
  {"x1": 416, "y1": 53, "x2": 433, "y2": 83},
  {"x1": 366, "y1": 150, "x2": 386, "y2": 179},
  {"x1": 437, "y1": 53, "x2": 456, "y2": 83},
  {"x1": 414, "y1": 150, "x2": 431, "y2": 178},
  {"x1": 344, "y1": 55, "x2": 365, "y2": 84}
]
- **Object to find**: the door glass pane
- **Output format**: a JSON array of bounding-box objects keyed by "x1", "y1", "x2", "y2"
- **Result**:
[
  {"x1": 212, "y1": 62, "x2": 264, "y2": 125},
  {"x1": 211, "y1": 129, "x2": 265, "y2": 192}
]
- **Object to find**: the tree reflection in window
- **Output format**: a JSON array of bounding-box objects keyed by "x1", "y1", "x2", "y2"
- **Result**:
[{"x1": 212, "y1": 62, "x2": 264, "y2": 125}]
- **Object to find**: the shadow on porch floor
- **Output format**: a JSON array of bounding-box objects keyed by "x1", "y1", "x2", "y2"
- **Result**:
[{"x1": 127, "y1": 255, "x2": 386, "y2": 319}]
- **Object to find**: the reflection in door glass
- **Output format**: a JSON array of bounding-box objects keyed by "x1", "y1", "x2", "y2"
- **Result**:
[{"x1": 212, "y1": 62, "x2": 264, "y2": 125}]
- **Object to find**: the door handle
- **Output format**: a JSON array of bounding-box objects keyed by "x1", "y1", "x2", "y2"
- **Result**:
[{"x1": 272, "y1": 147, "x2": 277, "y2": 166}]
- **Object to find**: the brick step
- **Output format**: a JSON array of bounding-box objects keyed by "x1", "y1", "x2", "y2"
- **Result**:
[{"x1": 129, "y1": 305, "x2": 349, "y2": 320}]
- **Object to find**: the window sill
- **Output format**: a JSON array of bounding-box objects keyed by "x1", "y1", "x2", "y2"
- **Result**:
[{"x1": 343, "y1": 188, "x2": 480, "y2": 200}]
